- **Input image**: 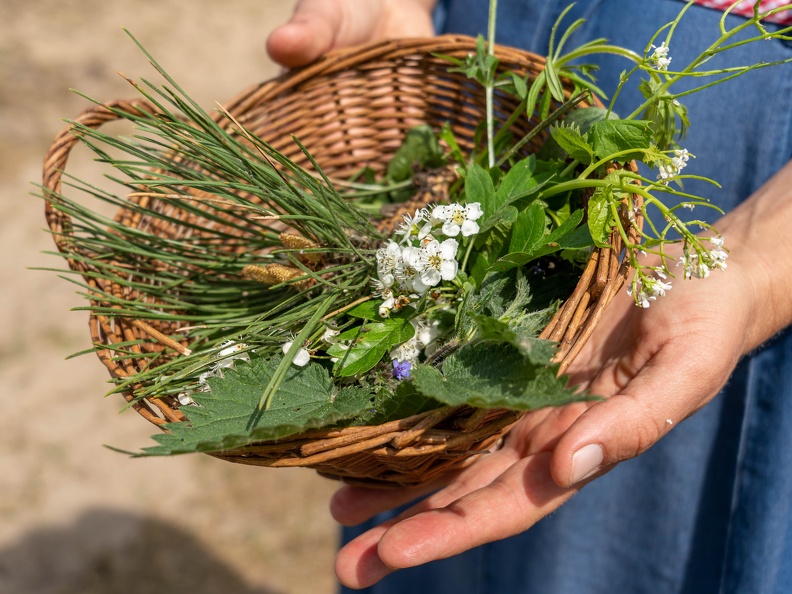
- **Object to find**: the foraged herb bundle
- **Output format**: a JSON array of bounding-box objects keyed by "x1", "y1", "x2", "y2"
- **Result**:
[{"x1": 41, "y1": 2, "x2": 791, "y2": 477}]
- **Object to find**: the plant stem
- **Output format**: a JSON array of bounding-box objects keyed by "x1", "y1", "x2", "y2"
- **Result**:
[{"x1": 486, "y1": 0, "x2": 498, "y2": 169}]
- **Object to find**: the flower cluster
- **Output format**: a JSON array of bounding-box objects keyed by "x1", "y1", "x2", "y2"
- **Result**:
[
  {"x1": 679, "y1": 236, "x2": 728, "y2": 279},
  {"x1": 628, "y1": 269, "x2": 673, "y2": 308},
  {"x1": 375, "y1": 203, "x2": 483, "y2": 318},
  {"x1": 657, "y1": 148, "x2": 690, "y2": 183},
  {"x1": 649, "y1": 42, "x2": 671, "y2": 71}
]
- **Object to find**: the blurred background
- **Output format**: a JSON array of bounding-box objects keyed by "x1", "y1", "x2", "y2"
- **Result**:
[{"x1": 0, "y1": 1, "x2": 353, "y2": 593}]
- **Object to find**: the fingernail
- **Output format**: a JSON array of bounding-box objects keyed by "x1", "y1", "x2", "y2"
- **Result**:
[{"x1": 570, "y1": 443, "x2": 604, "y2": 485}]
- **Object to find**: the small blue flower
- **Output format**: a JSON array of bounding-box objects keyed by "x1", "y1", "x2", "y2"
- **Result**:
[{"x1": 392, "y1": 359, "x2": 411, "y2": 381}]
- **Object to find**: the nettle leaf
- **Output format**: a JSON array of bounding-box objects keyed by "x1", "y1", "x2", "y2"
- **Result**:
[
  {"x1": 471, "y1": 315, "x2": 557, "y2": 365},
  {"x1": 587, "y1": 186, "x2": 614, "y2": 248},
  {"x1": 328, "y1": 317, "x2": 415, "y2": 377},
  {"x1": 589, "y1": 119, "x2": 653, "y2": 163},
  {"x1": 352, "y1": 381, "x2": 443, "y2": 426},
  {"x1": 136, "y1": 356, "x2": 373, "y2": 456},
  {"x1": 548, "y1": 124, "x2": 594, "y2": 164},
  {"x1": 411, "y1": 341, "x2": 587, "y2": 411},
  {"x1": 538, "y1": 107, "x2": 616, "y2": 161}
]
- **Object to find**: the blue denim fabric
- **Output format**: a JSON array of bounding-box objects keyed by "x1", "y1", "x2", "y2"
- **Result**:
[{"x1": 341, "y1": 2, "x2": 792, "y2": 593}]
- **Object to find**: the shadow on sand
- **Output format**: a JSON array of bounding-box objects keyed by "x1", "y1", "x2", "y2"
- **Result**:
[{"x1": 0, "y1": 508, "x2": 284, "y2": 594}]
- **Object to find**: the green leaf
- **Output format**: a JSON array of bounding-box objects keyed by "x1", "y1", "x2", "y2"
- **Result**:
[
  {"x1": 508, "y1": 202, "x2": 546, "y2": 253},
  {"x1": 530, "y1": 208, "x2": 588, "y2": 256},
  {"x1": 587, "y1": 186, "x2": 614, "y2": 248},
  {"x1": 135, "y1": 356, "x2": 373, "y2": 456},
  {"x1": 386, "y1": 125, "x2": 445, "y2": 182},
  {"x1": 544, "y1": 58, "x2": 566, "y2": 103},
  {"x1": 477, "y1": 157, "x2": 549, "y2": 235},
  {"x1": 345, "y1": 300, "x2": 413, "y2": 321},
  {"x1": 489, "y1": 209, "x2": 589, "y2": 272},
  {"x1": 471, "y1": 316, "x2": 557, "y2": 364},
  {"x1": 495, "y1": 155, "x2": 546, "y2": 204},
  {"x1": 466, "y1": 162, "x2": 497, "y2": 205},
  {"x1": 511, "y1": 73, "x2": 528, "y2": 99},
  {"x1": 353, "y1": 381, "x2": 443, "y2": 426},
  {"x1": 588, "y1": 119, "x2": 653, "y2": 163},
  {"x1": 548, "y1": 124, "x2": 594, "y2": 164},
  {"x1": 411, "y1": 341, "x2": 588, "y2": 411},
  {"x1": 328, "y1": 318, "x2": 415, "y2": 377}
]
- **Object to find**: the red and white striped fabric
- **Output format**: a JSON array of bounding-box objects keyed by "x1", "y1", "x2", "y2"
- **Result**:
[{"x1": 691, "y1": 0, "x2": 792, "y2": 25}]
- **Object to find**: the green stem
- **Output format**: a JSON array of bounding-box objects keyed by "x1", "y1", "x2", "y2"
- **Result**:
[
  {"x1": 486, "y1": 0, "x2": 498, "y2": 169},
  {"x1": 495, "y1": 92, "x2": 588, "y2": 168},
  {"x1": 624, "y1": 15, "x2": 761, "y2": 120},
  {"x1": 256, "y1": 294, "x2": 335, "y2": 412},
  {"x1": 460, "y1": 238, "x2": 476, "y2": 273}
]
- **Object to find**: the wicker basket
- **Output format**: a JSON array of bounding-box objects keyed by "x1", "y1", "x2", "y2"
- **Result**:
[{"x1": 43, "y1": 36, "x2": 641, "y2": 489}]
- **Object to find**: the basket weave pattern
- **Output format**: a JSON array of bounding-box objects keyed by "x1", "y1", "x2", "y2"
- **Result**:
[{"x1": 43, "y1": 36, "x2": 641, "y2": 488}]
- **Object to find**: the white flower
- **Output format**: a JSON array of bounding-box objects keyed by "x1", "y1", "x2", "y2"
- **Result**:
[
  {"x1": 708, "y1": 236, "x2": 728, "y2": 271},
  {"x1": 414, "y1": 318, "x2": 441, "y2": 347},
  {"x1": 657, "y1": 147, "x2": 691, "y2": 183},
  {"x1": 391, "y1": 336, "x2": 421, "y2": 364},
  {"x1": 395, "y1": 208, "x2": 432, "y2": 244},
  {"x1": 378, "y1": 290, "x2": 396, "y2": 318},
  {"x1": 678, "y1": 251, "x2": 711, "y2": 279},
  {"x1": 430, "y1": 204, "x2": 451, "y2": 223},
  {"x1": 395, "y1": 245, "x2": 426, "y2": 292},
  {"x1": 414, "y1": 238, "x2": 459, "y2": 293},
  {"x1": 217, "y1": 341, "x2": 249, "y2": 367},
  {"x1": 282, "y1": 340, "x2": 311, "y2": 366},
  {"x1": 177, "y1": 392, "x2": 195, "y2": 406},
  {"x1": 322, "y1": 327, "x2": 340, "y2": 343},
  {"x1": 376, "y1": 240, "x2": 402, "y2": 279},
  {"x1": 627, "y1": 273, "x2": 671, "y2": 307},
  {"x1": 650, "y1": 42, "x2": 671, "y2": 70},
  {"x1": 440, "y1": 203, "x2": 484, "y2": 237}
]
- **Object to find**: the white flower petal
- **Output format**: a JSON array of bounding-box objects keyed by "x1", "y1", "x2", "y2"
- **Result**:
[
  {"x1": 442, "y1": 221, "x2": 461, "y2": 237},
  {"x1": 438, "y1": 238, "x2": 459, "y2": 259},
  {"x1": 439, "y1": 259, "x2": 458, "y2": 281},
  {"x1": 420, "y1": 267, "x2": 442, "y2": 288},
  {"x1": 465, "y1": 202, "x2": 484, "y2": 221},
  {"x1": 461, "y1": 219, "x2": 480, "y2": 237},
  {"x1": 293, "y1": 348, "x2": 311, "y2": 367}
]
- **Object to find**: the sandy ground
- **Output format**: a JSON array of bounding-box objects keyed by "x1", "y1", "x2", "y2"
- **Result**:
[{"x1": 0, "y1": 2, "x2": 355, "y2": 593}]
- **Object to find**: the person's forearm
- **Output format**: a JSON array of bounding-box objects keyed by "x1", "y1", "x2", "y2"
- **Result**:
[{"x1": 715, "y1": 159, "x2": 792, "y2": 351}]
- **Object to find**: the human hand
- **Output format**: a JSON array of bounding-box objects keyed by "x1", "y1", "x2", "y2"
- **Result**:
[
  {"x1": 266, "y1": 0, "x2": 436, "y2": 69},
  {"x1": 330, "y1": 240, "x2": 765, "y2": 588}
]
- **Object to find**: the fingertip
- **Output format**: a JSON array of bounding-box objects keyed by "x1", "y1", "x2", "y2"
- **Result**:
[
  {"x1": 330, "y1": 485, "x2": 369, "y2": 526},
  {"x1": 549, "y1": 407, "x2": 610, "y2": 488},
  {"x1": 266, "y1": 20, "x2": 333, "y2": 69},
  {"x1": 335, "y1": 527, "x2": 395, "y2": 589}
]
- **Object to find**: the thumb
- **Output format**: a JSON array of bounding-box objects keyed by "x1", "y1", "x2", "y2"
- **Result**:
[
  {"x1": 266, "y1": 0, "x2": 380, "y2": 69},
  {"x1": 549, "y1": 341, "x2": 733, "y2": 488}
]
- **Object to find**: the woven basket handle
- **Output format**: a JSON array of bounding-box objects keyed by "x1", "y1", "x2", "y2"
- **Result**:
[{"x1": 42, "y1": 98, "x2": 156, "y2": 255}]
